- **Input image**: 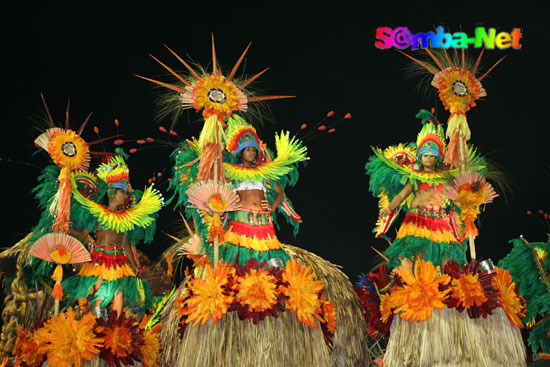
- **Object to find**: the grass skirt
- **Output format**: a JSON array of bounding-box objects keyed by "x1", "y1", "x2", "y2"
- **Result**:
[{"x1": 383, "y1": 306, "x2": 526, "y2": 367}]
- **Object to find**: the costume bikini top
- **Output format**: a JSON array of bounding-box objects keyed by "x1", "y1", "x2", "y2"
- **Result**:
[
  {"x1": 416, "y1": 181, "x2": 444, "y2": 192},
  {"x1": 233, "y1": 180, "x2": 266, "y2": 192}
]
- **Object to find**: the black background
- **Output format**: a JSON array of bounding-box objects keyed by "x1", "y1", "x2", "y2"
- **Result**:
[{"x1": 1, "y1": 2, "x2": 549, "y2": 281}]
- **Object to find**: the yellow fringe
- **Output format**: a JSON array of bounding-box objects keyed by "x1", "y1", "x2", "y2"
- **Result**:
[
  {"x1": 396, "y1": 222, "x2": 457, "y2": 242},
  {"x1": 446, "y1": 113, "x2": 471, "y2": 140},
  {"x1": 78, "y1": 263, "x2": 135, "y2": 281},
  {"x1": 224, "y1": 232, "x2": 283, "y2": 251}
]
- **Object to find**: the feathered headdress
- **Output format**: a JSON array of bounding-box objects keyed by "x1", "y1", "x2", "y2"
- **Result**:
[
  {"x1": 415, "y1": 109, "x2": 445, "y2": 160},
  {"x1": 96, "y1": 154, "x2": 131, "y2": 192},
  {"x1": 135, "y1": 34, "x2": 294, "y2": 126},
  {"x1": 225, "y1": 115, "x2": 263, "y2": 160}
]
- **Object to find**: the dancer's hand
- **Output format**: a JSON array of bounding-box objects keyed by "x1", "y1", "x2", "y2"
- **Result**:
[{"x1": 261, "y1": 199, "x2": 273, "y2": 212}]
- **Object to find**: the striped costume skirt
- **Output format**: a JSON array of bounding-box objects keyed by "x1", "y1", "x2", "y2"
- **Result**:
[
  {"x1": 384, "y1": 207, "x2": 466, "y2": 269},
  {"x1": 62, "y1": 244, "x2": 151, "y2": 309},
  {"x1": 219, "y1": 209, "x2": 290, "y2": 267}
]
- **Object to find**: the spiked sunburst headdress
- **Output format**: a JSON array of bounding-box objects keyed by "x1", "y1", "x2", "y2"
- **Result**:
[
  {"x1": 136, "y1": 34, "x2": 294, "y2": 126},
  {"x1": 400, "y1": 48, "x2": 505, "y2": 169}
]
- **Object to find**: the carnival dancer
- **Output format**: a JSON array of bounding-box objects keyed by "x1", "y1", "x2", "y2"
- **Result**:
[
  {"x1": 217, "y1": 116, "x2": 297, "y2": 266},
  {"x1": 368, "y1": 109, "x2": 466, "y2": 269},
  {"x1": 360, "y1": 48, "x2": 527, "y2": 367},
  {"x1": 138, "y1": 38, "x2": 371, "y2": 367},
  {"x1": 63, "y1": 153, "x2": 163, "y2": 316}
]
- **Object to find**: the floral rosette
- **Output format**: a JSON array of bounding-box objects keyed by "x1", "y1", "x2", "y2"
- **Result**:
[
  {"x1": 174, "y1": 259, "x2": 336, "y2": 345},
  {"x1": 96, "y1": 311, "x2": 144, "y2": 367},
  {"x1": 12, "y1": 307, "x2": 162, "y2": 367},
  {"x1": 357, "y1": 260, "x2": 527, "y2": 334},
  {"x1": 229, "y1": 258, "x2": 285, "y2": 323},
  {"x1": 442, "y1": 260, "x2": 499, "y2": 318}
]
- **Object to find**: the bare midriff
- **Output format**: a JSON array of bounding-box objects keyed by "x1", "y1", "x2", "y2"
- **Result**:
[
  {"x1": 96, "y1": 229, "x2": 124, "y2": 247},
  {"x1": 411, "y1": 187, "x2": 443, "y2": 211},
  {"x1": 237, "y1": 189, "x2": 265, "y2": 211}
]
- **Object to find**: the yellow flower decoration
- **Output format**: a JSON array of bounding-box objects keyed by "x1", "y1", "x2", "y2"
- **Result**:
[
  {"x1": 47, "y1": 129, "x2": 89, "y2": 170},
  {"x1": 33, "y1": 308, "x2": 102, "y2": 367},
  {"x1": 282, "y1": 260, "x2": 325, "y2": 328},
  {"x1": 236, "y1": 268, "x2": 279, "y2": 312},
  {"x1": 450, "y1": 273, "x2": 487, "y2": 309},
  {"x1": 492, "y1": 267, "x2": 526, "y2": 328},
  {"x1": 389, "y1": 259, "x2": 450, "y2": 322},
  {"x1": 433, "y1": 67, "x2": 486, "y2": 114},
  {"x1": 50, "y1": 245, "x2": 72, "y2": 264},
  {"x1": 208, "y1": 193, "x2": 228, "y2": 213},
  {"x1": 188, "y1": 74, "x2": 246, "y2": 121},
  {"x1": 182, "y1": 263, "x2": 235, "y2": 326}
]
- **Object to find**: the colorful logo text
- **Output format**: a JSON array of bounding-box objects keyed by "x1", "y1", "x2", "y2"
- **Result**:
[{"x1": 375, "y1": 26, "x2": 523, "y2": 50}]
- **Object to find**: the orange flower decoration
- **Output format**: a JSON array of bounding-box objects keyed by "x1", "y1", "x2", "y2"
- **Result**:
[
  {"x1": 182, "y1": 263, "x2": 235, "y2": 326},
  {"x1": 187, "y1": 74, "x2": 247, "y2": 121},
  {"x1": 236, "y1": 267, "x2": 279, "y2": 312},
  {"x1": 14, "y1": 326, "x2": 43, "y2": 367},
  {"x1": 102, "y1": 325, "x2": 134, "y2": 359},
  {"x1": 47, "y1": 129, "x2": 89, "y2": 170},
  {"x1": 450, "y1": 273, "x2": 487, "y2": 309},
  {"x1": 138, "y1": 315, "x2": 162, "y2": 367},
  {"x1": 33, "y1": 308, "x2": 102, "y2": 367},
  {"x1": 322, "y1": 300, "x2": 337, "y2": 333},
  {"x1": 389, "y1": 259, "x2": 451, "y2": 322},
  {"x1": 282, "y1": 260, "x2": 325, "y2": 328},
  {"x1": 432, "y1": 67, "x2": 486, "y2": 114},
  {"x1": 379, "y1": 291, "x2": 394, "y2": 323},
  {"x1": 492, "y1": 267, "x2": 526, "y2": 328}
]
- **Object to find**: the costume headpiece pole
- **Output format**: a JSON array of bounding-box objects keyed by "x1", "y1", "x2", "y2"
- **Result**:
[{"x1": 400, "y1": 49, "x2": 504, "y2": 170}]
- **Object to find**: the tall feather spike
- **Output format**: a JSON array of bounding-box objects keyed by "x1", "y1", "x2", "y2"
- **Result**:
[
  {"x1": 163, "y1": 44, "x2": 201, "y2": 80},
  {"x1": 397, "y1": 51, "x2": 437, "y2": 75},
  {"x1": 478, "y1": 56, "x2": 506, "y2": 81},
  {"x1": 77, "y1": 112, "x2": 93, "y2": 136},
  {"x1": 211, "y1": 33, "x2": 218, "y2": 75},
  {"x1": 134, "y1": 74, "x2": 188, "y2": 95},
  {"x1": 64, "y1": 98, "x2": 70, "y2": 131},
  {"x1": 40, "y1": 93, "x2": 55, "y2": 128},
  {"x1": 472, "y1": 48, "x2": 486, "y2": 76},
  {"x1": 227, "y1": 42, "x2": 252, "y2": 81},
  {"x1": 239, "y1": 67, "x2": 270, "y2": 89},
  {"x1": 149, "y1": 54, "x2": 191, "y2": 86}
]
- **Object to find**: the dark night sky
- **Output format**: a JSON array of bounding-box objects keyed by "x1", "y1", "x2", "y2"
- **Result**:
[{"x1": 1, "y1": 3, "x2": 549, "y2": 280}]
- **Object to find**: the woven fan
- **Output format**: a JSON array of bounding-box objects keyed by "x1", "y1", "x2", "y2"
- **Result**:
[
  {"x1": 186, "y1": 180, "x2": 240, "y2": 215},
  {"x1": 30, "y1": 232, "x2": 91, "y2": 313},
  {"x1": 30, "y1": 232, "x2": 91, "y2": 264}
]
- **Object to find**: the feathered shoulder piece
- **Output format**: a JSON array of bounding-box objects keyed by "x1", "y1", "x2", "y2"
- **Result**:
[
  {"x1": 223, "y1": 131, "x2": 308, "y2": 182},
  {"x1": 70, "y1": 175, "x2": 163, "y2": 233},
  {"x1": 367, "y1": 144, "x2": 449, "y2": 197},
  {"x1": 167, "y1": 138, "x2": 202, "y2": 210}
]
